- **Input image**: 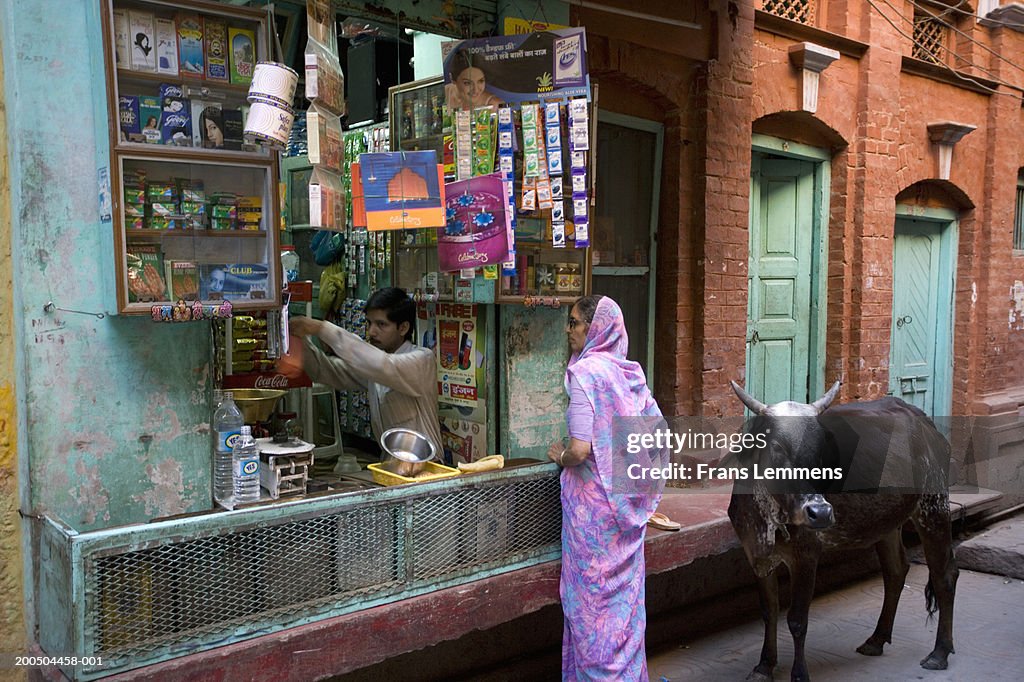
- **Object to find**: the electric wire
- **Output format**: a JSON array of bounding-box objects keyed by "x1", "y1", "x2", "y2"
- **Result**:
[
  {"x1": 876, "y1": 0, "x2": 1015, "y2": 85},
  {"x1": 904, "y1": 0, "x2": 1024, "y2": 77},
  {"x1": 864, "y1": 0, "x2": 1020, "y2": 96}
]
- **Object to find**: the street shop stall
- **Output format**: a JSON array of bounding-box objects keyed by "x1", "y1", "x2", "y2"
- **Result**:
[{"x1": 36, "y1": 1, "x2": 600, "y2": 678}]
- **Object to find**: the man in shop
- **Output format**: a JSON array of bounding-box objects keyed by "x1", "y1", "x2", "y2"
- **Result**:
[{"x1": 286, "y1": 287, "x2": 443, "y2": 458}]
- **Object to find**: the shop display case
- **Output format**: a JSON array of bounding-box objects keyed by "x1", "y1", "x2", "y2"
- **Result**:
[
  {"x1": 388, "y1": 77, "x2": 457, "y2": 301},
  {"x1": 101, "y1": 0, "x2": 282, "y2": 314}
]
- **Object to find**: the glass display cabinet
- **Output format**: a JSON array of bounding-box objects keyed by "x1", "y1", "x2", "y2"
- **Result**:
[{"x1": 101, "y1": 0, "x2": 282, "y2": 314}]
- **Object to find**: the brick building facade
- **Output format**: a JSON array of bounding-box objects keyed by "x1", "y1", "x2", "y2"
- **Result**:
[{"x1": 585, "y1": 1, "x2": 1024, "y2": 435}]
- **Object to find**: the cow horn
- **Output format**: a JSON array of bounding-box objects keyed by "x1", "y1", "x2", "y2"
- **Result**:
[
  {"x1": 811, "y1": 381, "x2": 842, "y2": 414},
  {"x1": 730, "y1": 381, "x2": 768, "y2": 415}
]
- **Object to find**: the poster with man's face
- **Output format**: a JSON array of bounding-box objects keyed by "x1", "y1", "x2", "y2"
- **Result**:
[{"x1": 441, "y1": 27, "x2": 590, "y2": 108}]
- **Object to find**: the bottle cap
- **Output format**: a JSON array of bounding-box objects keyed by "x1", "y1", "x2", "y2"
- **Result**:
[{"x1": 281, "y1": 245, "x2": 296, "y2": 251}]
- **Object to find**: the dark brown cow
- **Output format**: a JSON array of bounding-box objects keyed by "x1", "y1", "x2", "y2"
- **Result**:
[{"x1": 728, "y1": 381, "x2": 958, "y2": 681}]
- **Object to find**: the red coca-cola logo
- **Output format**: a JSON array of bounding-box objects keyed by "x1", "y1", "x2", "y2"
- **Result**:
[{"x1": 254, "y1": 374, "x2": 289, "y2": 388}]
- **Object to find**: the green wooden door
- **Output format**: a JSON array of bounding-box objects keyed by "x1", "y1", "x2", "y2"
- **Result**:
[
  {"x1": 890, "y1": 218, "x2": 948, "y2": 415},
  {"x1": 747, "y1": 156, "x2": 816, "y2": 406}
]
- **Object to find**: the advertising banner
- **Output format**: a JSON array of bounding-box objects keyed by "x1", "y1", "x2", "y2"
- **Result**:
[
  {"x1": 438, "y1": 173, "x2": 511, "y2": 272},
  {"x1": 441, "y1": 27, "x2": 590, "y2": 108}
]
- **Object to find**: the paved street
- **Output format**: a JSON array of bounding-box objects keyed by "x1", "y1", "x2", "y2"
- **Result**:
[{"x1": 649, "y1": 521, "x2": 1024, "y2": 681}]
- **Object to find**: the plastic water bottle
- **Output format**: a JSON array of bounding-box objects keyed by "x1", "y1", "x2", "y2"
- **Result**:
[
  {"x1": 280, "y1": 244, "x2": 299, "y2": 283},
  {"x1": 232, "y1": 425, "x2": 262, "y2": 505},
  {"x1": 213, "y1": 391, "x2": 243, "y2": 510}
]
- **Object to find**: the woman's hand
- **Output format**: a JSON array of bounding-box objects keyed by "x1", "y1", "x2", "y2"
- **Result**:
[
  {"x1": 547, "y1": 442, "x2": 564, "y2": 466},
  {"x1": 289, "y1": 316, "x2": 323, "y2": 338}
]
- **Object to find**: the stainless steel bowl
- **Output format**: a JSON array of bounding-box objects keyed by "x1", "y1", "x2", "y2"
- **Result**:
[{"x1": 379, "y1": 428, "x2": 437, "y2": 477}]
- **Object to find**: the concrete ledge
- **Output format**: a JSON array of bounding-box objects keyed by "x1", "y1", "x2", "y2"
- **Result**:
[
  {"x1": 956, "y1": 518, "x2": 1024, "y2": 580},
  {"x1": 94, "y1": 491, "x2": 737, "y2": 681}
]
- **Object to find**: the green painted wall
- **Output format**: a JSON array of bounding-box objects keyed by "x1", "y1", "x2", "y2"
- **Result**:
[
  {"x1": 4, "y1": 1, "x2": 213, "y2": 533},
  {"x1": 499, "y1": 306, "x2": 569, "y2": 459}
]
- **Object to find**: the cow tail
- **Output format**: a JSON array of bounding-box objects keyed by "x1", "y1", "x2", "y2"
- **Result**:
[{"x1": 924, "y1": 577, "x2": 937, "y2": 621}]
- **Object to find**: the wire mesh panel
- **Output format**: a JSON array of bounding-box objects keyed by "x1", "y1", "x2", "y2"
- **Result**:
[
  {"x1": 410, "y1": 475, "x2": 562, "y2": 580},
  {"x1": 762, "y1": 0, "x2": 816, "y2": 24},
  {"x1": 91, "y1": 505, "x2": 404, "y2": 661},
  {"x1": 67, "y1": 466, "x2": 562, "y2": 678}
]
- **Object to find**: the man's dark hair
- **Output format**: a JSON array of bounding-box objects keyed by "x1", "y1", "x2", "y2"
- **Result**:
[
  {"x1": 365, "y1": 287, "x2": 415, "y2": 342},
  {"x1": 574, "y1": 294, "x2": 604, "y2": 325}
]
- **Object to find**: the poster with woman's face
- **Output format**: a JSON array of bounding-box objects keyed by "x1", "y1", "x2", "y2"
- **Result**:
[{"x1": 441, "y1": 27, "x2": 590, "y2": 108}]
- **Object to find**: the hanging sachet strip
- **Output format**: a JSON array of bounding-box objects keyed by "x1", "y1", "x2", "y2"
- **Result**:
[
  {"x1": 498, "y1": 106, "x2": 518, "y2": 275},
  {"x1": 568, "y1": 98, "x2": 590, "y2": 248},
  {"x1": 545, "y1": 101, "x2": 566, "y2": 248},
  {"x1": 455, "y1": 109, "x2": 473, "y2": 181}
]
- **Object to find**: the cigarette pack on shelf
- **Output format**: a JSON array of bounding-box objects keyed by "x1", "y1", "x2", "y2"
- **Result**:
[
  {"x1": 304, "y1": 41, "x2": 345, "y2": 116},
  {"x1": 307, "y1": 104, "x2": 343, "y2": 171},
  {"x1": 309, "y1": 167, "x2": 345, "y2": 230}
]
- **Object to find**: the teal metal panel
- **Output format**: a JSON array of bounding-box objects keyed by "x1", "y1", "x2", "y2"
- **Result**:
[
  {"x1": 4, "y1": 0, "x2": 214, "y2": 531},
  {"x1": 499, "y1": 306, "x2": 569, "y2": 459}
]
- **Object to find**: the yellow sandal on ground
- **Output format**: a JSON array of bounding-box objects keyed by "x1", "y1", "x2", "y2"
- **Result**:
[{"x1": 647, "y1": 512, "x2": 681, "y2": 531}]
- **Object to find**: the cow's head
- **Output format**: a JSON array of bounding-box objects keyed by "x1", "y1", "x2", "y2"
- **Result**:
[{"x1": 730, "y1": 381, "x2": 842, "y2": 533}]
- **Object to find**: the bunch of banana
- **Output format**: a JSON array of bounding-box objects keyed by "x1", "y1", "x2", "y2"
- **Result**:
[{"x1": 457, "y1": 454, "x2": 505, "y2": 473}]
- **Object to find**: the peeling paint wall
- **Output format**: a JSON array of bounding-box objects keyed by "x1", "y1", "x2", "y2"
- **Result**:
[
  {"x1": 4, "y1": 0, "x2": 214, "y2": 537},
  {"x1": 500, "y1": 307, "x2": 569, "y2": 458},
  {"x1": 0, "y1": 15, "x2": 27, "y2": 668}
]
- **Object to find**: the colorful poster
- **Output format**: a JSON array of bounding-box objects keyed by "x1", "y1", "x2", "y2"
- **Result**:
[
  {"x1": 439, "y1": 173, "x2": 511, "y2": 272},
  {"x1": 351, "y1": 151, "x2": 446, "y2": 231},
  {"x1": 416, "y1": 302, "x2": 485, "y2": 408},
  {"x1": 441, "y1": 27, "x2": 589, "y2": 109}
]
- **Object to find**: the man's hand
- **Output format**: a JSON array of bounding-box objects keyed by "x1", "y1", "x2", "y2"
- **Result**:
[{"x1": 289, "y1": 316, "x2": 323, "y2": 338}]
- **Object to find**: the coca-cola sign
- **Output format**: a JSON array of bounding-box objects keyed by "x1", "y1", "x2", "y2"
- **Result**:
[{"x1": 254, "y1": 374, "x2": 290, "y2": 389}]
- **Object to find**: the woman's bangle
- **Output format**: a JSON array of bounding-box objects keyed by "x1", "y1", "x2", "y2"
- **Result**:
[{"x1": 558, "y1": 449, "x2": 566, "y2": 466}]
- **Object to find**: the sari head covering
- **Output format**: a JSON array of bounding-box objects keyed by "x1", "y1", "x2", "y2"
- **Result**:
[{"x1": 565, "y1": 296, "x2": 666, "y2": 529}]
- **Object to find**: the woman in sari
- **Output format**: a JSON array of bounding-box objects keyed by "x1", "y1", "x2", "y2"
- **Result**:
[{"x1": 548, "y1": 294, "x2": 665, "y2": 681}]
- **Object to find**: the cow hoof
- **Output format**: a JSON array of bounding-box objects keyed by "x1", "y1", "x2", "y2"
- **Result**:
[
  {"x1": 856, "y1": 637, "x2": 885, "y2": 656},
  {"x1": 745, "y1": 669, "x2": 773, "y2": 681},
  {"x1": 920, "y1": 652, "x2": 949, "y2": 670}
]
